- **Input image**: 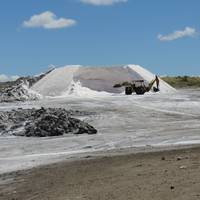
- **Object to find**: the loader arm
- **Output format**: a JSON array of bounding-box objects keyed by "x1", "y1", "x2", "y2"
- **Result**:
[
  {"x1": 146, "y1": 75, "x2": 160, "y2": 92},
  {"x1": 146, "y1": 79, "x2": 156, "y2": 92},
  {"x1": 113, "y1": 82, "x2": 133, "y2": 88}
]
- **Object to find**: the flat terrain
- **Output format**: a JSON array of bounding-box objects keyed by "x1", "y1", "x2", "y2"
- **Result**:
[
  {"x1": 1, "y1": 89, "x2": 200, "y2": 174},
  {"x1": 1, "y1": 146, "x2": 200, "y2": 200}
]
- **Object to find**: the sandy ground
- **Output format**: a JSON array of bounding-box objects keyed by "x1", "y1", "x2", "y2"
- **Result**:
[{"x1": 0, "y1": 146, "x2": 200, "y2": 200}]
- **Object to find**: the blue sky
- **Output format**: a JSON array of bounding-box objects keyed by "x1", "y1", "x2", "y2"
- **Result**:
[{"x1": 0, "y1": 0, "x2": 200, "y2": 77}]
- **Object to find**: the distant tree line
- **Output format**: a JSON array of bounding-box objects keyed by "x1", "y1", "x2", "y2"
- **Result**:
[{"x1": 162, "y1": 76, "x2": 200, "y2": 88}]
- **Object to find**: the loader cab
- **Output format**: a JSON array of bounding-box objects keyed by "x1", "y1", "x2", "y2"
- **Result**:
[
  {"x1": 133, "y1": 80, "x2": 147, "y2": 95},
  {"x1": 125, "y1": 80, "x2": 147, "y2": 95}
]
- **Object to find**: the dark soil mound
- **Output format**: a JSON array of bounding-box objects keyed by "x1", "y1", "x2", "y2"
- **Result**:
[{"x1": 0, "y1": 107, "x2": 97, "y2": 137}]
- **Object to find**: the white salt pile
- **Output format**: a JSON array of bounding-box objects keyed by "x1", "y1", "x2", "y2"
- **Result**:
[{"x1": 31, "y1": 65, "x2": 175, "y2": 97}]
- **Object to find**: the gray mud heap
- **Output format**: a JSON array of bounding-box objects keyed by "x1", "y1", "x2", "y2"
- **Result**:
[
  {"x1": 0, "y1": 69, "x2": 53, "y2": 103},
  {"x1": 0, "y1": 81, "x2": 39, "y2": 103},
  {"x1": 0, "y1": 107, "x2": 97, "y2": 137}
]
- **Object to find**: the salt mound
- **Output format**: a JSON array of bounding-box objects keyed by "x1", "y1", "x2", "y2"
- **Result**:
[
  {"x1": 31, "y1": 65, "x2": 80, "y2": 96},
  {"x1": 62, "y1": 80, "x2": 112, "y2": 97},
  {"x1": 31, "y1": 65, "x2": 175, "y2": 97}
]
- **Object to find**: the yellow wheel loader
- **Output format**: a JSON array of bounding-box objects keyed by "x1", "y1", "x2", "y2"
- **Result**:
[{"x1": 113, "y1": 75, "x2": 160, "y2": 95}]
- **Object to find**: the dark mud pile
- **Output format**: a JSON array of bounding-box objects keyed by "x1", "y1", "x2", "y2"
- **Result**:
[
  {"x1": 0, "y1": 82, "x2": 39, "y2": 103},
  {"x1": 0, "y1": 69, "x2": 53, "y2": 103},
  {"x1": 0, "y1": 107, "x2": 97, "y2": 137}
]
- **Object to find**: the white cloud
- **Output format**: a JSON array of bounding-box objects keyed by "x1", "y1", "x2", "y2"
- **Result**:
[
  {"x1": 0, "y1": 74, "x2": 19, "y2": 82},
  {"x1": 23, "y1": 11, "x2": 77, "y2": 29},
  {"x1": 80, "y1": 0, "x2": 127, "y2": 6},
  {"x1": 158, "y1": 27, "x2": 197, "y2": 41}
]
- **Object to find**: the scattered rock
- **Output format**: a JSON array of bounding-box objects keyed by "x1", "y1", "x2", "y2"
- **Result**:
[
  {"x1": 136, "y1": 164, "x2": 143, "y2": 167},
  {"x1": 85, "y1": 156, "x2": 92, "y2": 159},
  {"x1": 177, "y1": 156, "x2": 182, "y2": 161},
  {"x1": 84, "y1": 146, "x2": 92, "y2": 149},
  {"x1": 179, "y1": 165, "x2": 187, "y2": 169},
  {"x1": 0, "y1": 107, "x2": 97, "y2": 137},
  {"x1": 170, "y1": 186, "x2": 175, "y2": 190},
  {"x1": 161, "y1": 156, "x2": 166, "y2": 160}
]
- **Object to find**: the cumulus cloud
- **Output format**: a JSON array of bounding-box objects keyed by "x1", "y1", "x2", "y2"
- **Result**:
[
  {"x1": 23, "y1": 11, "x2": 77, "y2": 29},
  {"x1": 158, "y1": 27, "x2": 197, "y2": 41},
  {"x1": 80, "y1": 0, "x2": 127, "y2": 6},
  {"x1": 0, "y1": 74, "x2": 19, "y2": 82}
]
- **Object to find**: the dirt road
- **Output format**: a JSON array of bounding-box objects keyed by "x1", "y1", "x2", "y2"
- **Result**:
[{"x1": 1, "y1": 147, "x2": 200, "y2": 200}]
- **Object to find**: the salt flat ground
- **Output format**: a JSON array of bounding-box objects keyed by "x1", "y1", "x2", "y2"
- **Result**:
[{"x1": 0, "y1": 89, "x2": 200, "y2": 174}]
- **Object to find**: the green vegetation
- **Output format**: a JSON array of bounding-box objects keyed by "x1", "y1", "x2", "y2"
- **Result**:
[{"x1": 162, "y1": 76, "x2": 200, "y2": 88}]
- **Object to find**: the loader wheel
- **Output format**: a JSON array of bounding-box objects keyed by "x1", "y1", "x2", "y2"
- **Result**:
[
  {"x1": 135, "y1": 86, "x2": 146, "y2": 95},
  {"x1": 125, "y1": 86, "x2": 133, "y2": 95}
]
